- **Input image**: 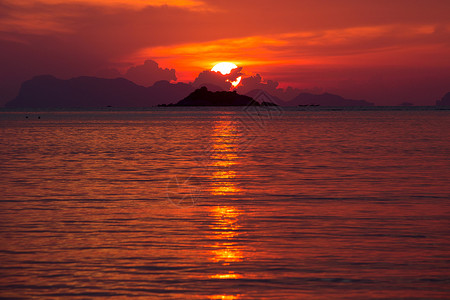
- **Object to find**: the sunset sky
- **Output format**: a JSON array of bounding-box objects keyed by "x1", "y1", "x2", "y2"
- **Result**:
[{"x1": 1, "y1": 0, "x2": 449, "y2": 105}]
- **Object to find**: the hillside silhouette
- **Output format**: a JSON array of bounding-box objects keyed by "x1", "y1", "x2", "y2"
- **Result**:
[
  {"x1": 245, "y1": 89, "x2": 284, "y2": 105},
  {"x1": 286, "y1": 92, "x2": 374, "y2": 106},
  {"x1": 436, "y1": 92, "x2": 450, "y2": 106},
  {"x1": 5, "y1": 75, "x2": 194, "y2": 108}
]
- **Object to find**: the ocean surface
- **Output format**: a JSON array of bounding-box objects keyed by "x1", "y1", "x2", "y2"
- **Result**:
[{"x1": 0, "y1": 107, "x2": 449, "y2": 299}]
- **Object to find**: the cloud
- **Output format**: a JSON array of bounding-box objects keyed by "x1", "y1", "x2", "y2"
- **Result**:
[
  {"x1": 124, "y1": 60, "x2": 176, "y2": 86},
  {"x1": 236, "y1": 74, "x2": 302, "y2": 101},
  {"x1": 202, "y1": 0, "x2": 450, "y2": 31},
  {"x1": 193, "y1": 67, "x2": 242, "y2": 91},
  {"x1": 96, "y1": 60, "x2": 178, "y2": 86},
  {"x1": 6, "y1": 0, "x2": 206, "y2": 10}
]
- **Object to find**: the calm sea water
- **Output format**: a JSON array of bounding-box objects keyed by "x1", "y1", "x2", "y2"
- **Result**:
[{"x1": 0, "y1": 108, "x2": 449, "y2": 299}]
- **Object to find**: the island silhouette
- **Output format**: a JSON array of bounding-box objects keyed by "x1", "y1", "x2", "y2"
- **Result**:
[
  {"x1": 162, "y1": 86, "x2": 259, "y2": 106},
  {"x1": 286, "y1": 92, "x2": 374, "y2": 107}
]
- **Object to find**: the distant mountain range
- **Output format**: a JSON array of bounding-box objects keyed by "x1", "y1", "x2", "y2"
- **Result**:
[
  {"x1": 5, "y1": 75, "x2": 448, "y2": 108},
  {"x1": 285, "y1": 92, "x2": 374, "y2": 106},
  {"x1": 5, "y1": 75, "x2": 194, "y2": 108},
  {"x1": 244, "y1": 89, "x2": 285, "y2": 105},
  {"x1": 436, "y1": 92, "x2": 450, "y2": 106}
]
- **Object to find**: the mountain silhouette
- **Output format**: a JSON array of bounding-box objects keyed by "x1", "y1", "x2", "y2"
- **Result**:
[
  {"x1": 195, "y1": 83, "x2": 226, "y2": 92},
  {"x1": 173, "y1": 86, "x2": 259, "y2": 106},
  {"x1": 5, "y1": 75, "x2": 194, "y2": 108},
  {"x1": 6, "y1": 75, "x2": 382, "y2": 108},
  {"x1": 436, "y1": 92, "x2": 450, "y2": 106},
  {"x1": 245, "y1": 89, "x2": 284, "y2": 105},
  {"x1": 286, "y1": 92, "x2": 374, "y2": 106},
  {"x1": 147, "y1": 80, "x2": 195, "y2": 105}
]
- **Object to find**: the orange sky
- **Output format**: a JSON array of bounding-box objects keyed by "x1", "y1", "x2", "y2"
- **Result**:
[{"x1": 1, "y1": 0, "x2": 449, "y2": 105}]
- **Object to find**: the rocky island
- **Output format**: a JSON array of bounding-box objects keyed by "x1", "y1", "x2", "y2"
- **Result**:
[{"x1": 166, "y1": 86, "x2": 260, "y2": 106}]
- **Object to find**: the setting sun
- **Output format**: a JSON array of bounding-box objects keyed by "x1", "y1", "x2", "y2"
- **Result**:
[
  {"x1": 211, "y1": 62, "x2": 242, "y2": 87},
  {"x1": 211, "y1": 62, "x2": 237, "y2": 75}
]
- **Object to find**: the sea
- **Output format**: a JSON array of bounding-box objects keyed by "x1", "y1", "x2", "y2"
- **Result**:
[{"x1": 0, "y1": 107, "x2": 449, "y2": 299}]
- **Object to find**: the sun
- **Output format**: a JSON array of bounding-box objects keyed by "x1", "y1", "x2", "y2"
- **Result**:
[
  {"x1": 211, "y1": 62, "x2": 242, "y2": 87},
  {"x1": 212, "y1": 62, "x2": 237, "y2": 75}
]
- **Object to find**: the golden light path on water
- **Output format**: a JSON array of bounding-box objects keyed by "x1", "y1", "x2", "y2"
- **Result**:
[{"x1": 206, "y1": 115, "x2": 245, "y2": 298}]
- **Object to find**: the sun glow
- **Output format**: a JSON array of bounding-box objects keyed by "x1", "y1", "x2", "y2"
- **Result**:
[
  {"x1": 230, "y1": 77, "x2": 242, "y2": 88},
  {"x1": 211, "y1": 62, "x2": 242, "y2": 87},
  {"x1": 211, "y1": 62, "x2": 237, "y2": 75}
]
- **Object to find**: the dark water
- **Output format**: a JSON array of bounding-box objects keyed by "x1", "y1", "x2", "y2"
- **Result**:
[{"x1": 0, "y1": 108, "x2": 449, "y2": 299}]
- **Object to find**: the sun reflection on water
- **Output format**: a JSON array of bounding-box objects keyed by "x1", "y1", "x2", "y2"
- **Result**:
[
  {"x1": 209, "y1": 204, "x2": 244, "y2": 265},
  {"x1": 209, "y1": 273, "x2": 243, "y2": 280},
  {"x1": 205, "y1": 116, "x2": 247, "y2": 296},
  {"x1": 207, "y1": 295, "x2": 242, "y2": 300},
  {"x1": 209, "y1": 117, "x2": 242, "y2": 196}
]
